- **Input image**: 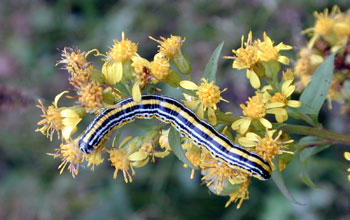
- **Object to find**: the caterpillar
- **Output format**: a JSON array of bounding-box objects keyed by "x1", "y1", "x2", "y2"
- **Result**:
[{"x1": 79, "y1": 95, "x2": 272, "y2": 180}]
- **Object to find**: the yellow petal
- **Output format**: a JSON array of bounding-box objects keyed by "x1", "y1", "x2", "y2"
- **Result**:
[
  {"x1": 102, "y1": 62, "x2": 123, "y2": 84},
  {"x1": 196, "y1": 103, "x2": 204, "y2": 119},
  {"x1": 154, "y1": 151, "x2": 171, "y2": 158},
  {"x1": 132, "y1": 82, "x2": 142, "y2": 103},
  {"x1": 259, "y1": 118, "x2": 272, "y2": 129},
  {"x1": 207, "y1": 107, "x2": 217, "y2": 126},
  {"x1": 277, "y1": 56, "x2": 290, "y2": 65},
  {"x1": 344, "y1": 152, "x2": 350, "y2": 161},
  {"x1": 62, "y1": 126, "x2": 77, "y2": 140},
  {"x1": 184, "y1": 99, "x2": 200, "y2": 109},
  {"x1": 309, "y1": 54, "x2": 324, "y2": 66},
  {"x1": 287, "y1": 100, "x2": 302, "y2": 108},
  {"x1": 276, "y1": 42, "x2": 293, "y2": 51},
  {"x1": 275, "y1": 112, "x2": 288, "y2": 123},
  {"x1": 62, "y1": 117, "x2": 81, "y2": 127},
  {"x1": 266, "y1": 102, "x2": 286, "y2": 108},
  {"x1": 239, "y1": 118, "x2": 252, "y2": 134},
  {"x1": 180, "y1": 80, "x2": 199, "y2": 90},
  {"x1": 128, "y1": 151, "x2": 148, "y2": 161},
  {"x1": 281, "y1": 80, "x2": 293, "y2": 93},
  {"x1": 231, "y1": 119, "x2": 243, "y2": 130},
  {"x1": 267, "y1": 107, "x2": 287, "y2": 116},
  {"x1": 246, "y1": 132, "x2": 260, "y2": 141},
  {"x1": 54, "y1": 91, "x2": 69, "y2": 108},
  {"x1": 60, "y1": 108, "x2": 79, "y2": 118},
  {"x1": 246, "y1": 69, "x2": 260, "y2": 89},
  {"x1": 131, "y1": 157, "x2": 150, "y2": 168},
  {"x1": 238, "y1": 137, "x2": 256, "y2": 147}
]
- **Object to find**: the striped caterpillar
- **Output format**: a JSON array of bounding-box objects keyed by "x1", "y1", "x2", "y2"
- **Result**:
[{"x1": 79, "y1": 95, "x2": 272, "y2": 180}]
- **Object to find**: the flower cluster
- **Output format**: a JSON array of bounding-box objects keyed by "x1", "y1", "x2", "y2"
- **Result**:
[
  {"x1": 37, "y1": 33, "x2": 191, "y2": 181},
  {"x1": 37, "y1": 30, "x2": 301, "y2": 209},
  {"x1": 295, "y1": 6, "x2": 350, "y2": 113}
]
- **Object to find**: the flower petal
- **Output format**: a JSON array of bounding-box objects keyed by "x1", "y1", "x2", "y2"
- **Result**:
[
  {"x1": 238, "y1": 137, "x2": 256, "y2": 147},
  {"x1": 207, "y1": 107, "x2": 217, "y2": 126},
  {"x1": 284, "y1": 85, "x2": 296, "y2": 98},
  {"x1": 266, "y1": 102, "x2": 285, "y2": 108},
  {"x1": 132, "y1": 82, "x2": 142, "y2": 103},
  {"x1": 128, "y1": 151, "x2": 148, "y2": 161},
  {"x1": 54, "y1": 91, "x2": 69, "y2": 108},
  {"x1": 259, "y1": 118, "x2": 272, "y2": 129},
  {"x1": 196, "y1": 103, "x2": 204, "y2": 119},
  {"x1": 247, "y1": 69, "x2": 260, "y2": 89},
  {"x1": 239, "y1": 118, "x2": 252, "y2": 134},
  {"x1": 344, "y1": 152, "x2": 350, "y2": 161},
  {"x1": 277, "y1": 55, "x2": 290, "y2": 65},
  {"x1": 131, "y1": 157, "x2": 150, "y2": 168},
  {"x1": 180, "y1": 80, "x2": 199, "y2": 90},
  {"x1": 287, "y1": 100, "x2": 302, "y2": 108}
]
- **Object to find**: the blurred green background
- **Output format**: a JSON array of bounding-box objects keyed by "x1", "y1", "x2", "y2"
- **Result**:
[{"x1": 0, "y1": 0, "x2": 349, "y2": 219}]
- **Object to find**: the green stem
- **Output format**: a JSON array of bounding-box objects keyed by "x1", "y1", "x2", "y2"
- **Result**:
[
  {"x1": 216, "y1": 111, "x2": 350, "y2": 145},
  {"x1": 279, "y1": 124, "x2": 350, "y2": 145}
]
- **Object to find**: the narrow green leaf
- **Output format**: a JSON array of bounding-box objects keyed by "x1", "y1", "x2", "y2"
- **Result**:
[
  {"x1": 168, "y1": 126, "x2": 196, "y2": 169},
  {"x1": 300, "y1": 170, "x2": 318, "y2": 188},
  {"x1": 298, "y1": 53, "x2": 336, "y2": 120},
  {"x1": 272, "y1": 169, "x2": 304, "y2": 205},
  {"x1": 297, "y1": 136, "x2": 330, "y2": 188},
  {"x1": 203, "y1": 41, "x2": 224, "y2": 82}
]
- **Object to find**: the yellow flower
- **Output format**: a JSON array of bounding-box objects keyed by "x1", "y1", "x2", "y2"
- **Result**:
[
  {"x1": 225, "y1": 180, "x2": 250, "y2": 209},
  {"x1": 224, "y1": 31, "x2": 261, "y2": 89},
  {"x1": 256, "y1": 32, "x2": 292, "y2": 65},
  {"x1": 108, "y1": 32, "x2": 138, "y2": 63},
  {"x1": 344, "y1": 152, "x2": 350, "y2": 181},
  {"x1": 200, "y1": 151, "x2": 248, "y2": 195},
  {"x1": 104, "y1": 32, "x2": 138, "y2": 84},
  {"x1": 334, "y1": 14, "x2": 350, "y2": 37},
  {"x1": 36, "y1": 91, "x2": 75, "y2": 141},
  {"x1": 264, "y1": 80, "x2": 302, "y2": 123},
  {"x1": 128, "y1": 140, "x2": 170, "y2": 165},
  {"x1": 294, "y1": 48, "x2": 323, "y2": 91},
  {"x1": 182, "y1": 141, "x2": 202, "y2": 179},
  {"x1": 78, "y1": 81, "x2": 104, "y2": 112},
  {"x1": 149, "y1": 35, "x2": 184, "y2": 59},
  {"x1": 130, "y1": 56, "x2": 152, "y2": 102},
  {"x1": 238, "y1": 130, "x2": 293, "y2": 170},
  {"x1": 149, "y1": 35, "x2": 191, "y2": 74},
  {"x1": 231, "y1": 93, "x2": 282, "y2": 134},
  {"x1": 47, "y1": 138, "x2": 82, "y2": 177},
  {"x1": 84, "y1": 147, "x2": 105, "y2": 171},
  {"x1": 159, "y1": 129, "x2": 171, "y2": 151},
  {"x1": 57, "y1": 47, "x2": 95, "y2": 88},
  {"x1": 180, "y1": 78, "x2": 228, "y2": 125},
  {"x1": 109, "y1": 147, "x2": 135, "y2": 183},
  {"x1": 150, "y1": 53, "x2": 171, "y2": 83},
  {"x1": 304, "y1": 6, "x2": 340, "y2": 48},
  {"x1": 101, "y1": 61, "x2": 123, "y2": 85}
]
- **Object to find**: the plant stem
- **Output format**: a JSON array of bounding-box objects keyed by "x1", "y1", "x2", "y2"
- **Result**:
[
  {"x1": 216, "y1": 111, "x2": 350, "y2": 145},
  {"x1": 278, "y1": 124, "x2": 350, "y2": 145}
]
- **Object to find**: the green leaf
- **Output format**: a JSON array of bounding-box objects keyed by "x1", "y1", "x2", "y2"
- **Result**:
[
  {"x1": 203, "y1": 41, "x2": 224, "y2": 82},
  {"x1": 168, "y1": 126, "x2": 196, "y2": 169},
  {"x1": 272, "y1": 169, "x2": 304, "y2": 205},
  {"x1": 297, "y1": 136, "x2": 330, "y2": 188},
  {"x1": 297, "y1": 53, "x2": 336, "y2": 121}
]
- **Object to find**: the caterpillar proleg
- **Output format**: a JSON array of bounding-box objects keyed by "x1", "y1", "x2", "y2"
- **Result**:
[{"x1": 79, "y1": 95, "x2": 272, "y2": 180}]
